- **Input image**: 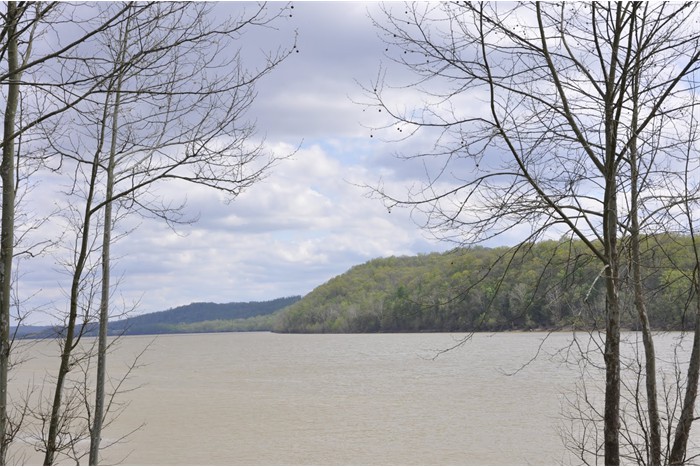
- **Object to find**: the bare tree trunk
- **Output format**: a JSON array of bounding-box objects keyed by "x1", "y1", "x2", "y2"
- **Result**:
[
  {"x1": 628, "y1": 16, "x2": 662, "y2": 459},
  {"x1": 669, "y1": 281, "x2": 700, "y2": 465},
  {"x1": 630, "y1": 148, "x2": 662, "y2": 465},
  {"x1": 602, "y1": 6, "x2": 626, "y2": 464},
  {"x1": 0, "y1": 4, "x2": 20, "y2": 463},
  {"x1": 89, "y1": 143, "x2": 114, "y2": 466},
  {"x1": 43, "y1": 96, "x2": 112, "y2": 467},
  {"x1": 603, "y1": 195, "x2": 621, "y2": 467},
  {"x1": 669, "y1": 169, "x2": 700, "y2": 464},
  {"x1": 630, "y1": 157, "x2": 662, "y2": 465},
  {"x1": 43, "y1": 197, "x2": 90, "y2": 466},
  {"x1": 89, "y1": 13, "x2": 129, "y2": 462}
]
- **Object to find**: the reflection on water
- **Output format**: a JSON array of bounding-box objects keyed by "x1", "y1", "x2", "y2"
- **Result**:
[{"x1": 7, "y1": 331, "x2": 697, "y2": 465}]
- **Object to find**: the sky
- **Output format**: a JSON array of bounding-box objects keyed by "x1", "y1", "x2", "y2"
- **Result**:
[{"x1": 17, "y1": 2, "x2": 467, "y2": 325}]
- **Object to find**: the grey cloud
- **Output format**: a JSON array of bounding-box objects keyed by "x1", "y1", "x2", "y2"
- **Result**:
[{"x1": 248, "y1": 2, "x2": 396, "y2": 141}]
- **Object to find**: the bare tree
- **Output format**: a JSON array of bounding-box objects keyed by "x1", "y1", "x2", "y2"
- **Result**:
[
  {"x1": 0, "y1": 4, "x2": 22, "y2": 461},
  {"x1": 33, "y1": 2, "x2": 294, "y2": 465},
  {"x1": 89, "y1": 5, "x2": 131, "y2": 463},
  {"x1": 365, "y1": 2, "x2": 700, "y2": 464},
  {"x1": 0, "y1": 2, "x2": 293, "y2": 464},
  {"x1": 0, "y1": 3, "x2": 143, "y2": 462}
]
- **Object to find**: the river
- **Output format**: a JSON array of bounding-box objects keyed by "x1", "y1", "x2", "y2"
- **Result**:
[{"x1": 6, "y1": 331, "x2": 698, "y2": 465}]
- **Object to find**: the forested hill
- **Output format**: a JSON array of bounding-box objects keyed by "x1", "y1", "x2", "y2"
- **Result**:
[
  {"x1": 272, "y1": 236, "x2": 696, "y2": 333},
  {"x1": 109, "y1": 296, "x2": 301, "y2": 335},
  {"x1": 14, "y1": 296, "x2": 301, "y2": 338}
]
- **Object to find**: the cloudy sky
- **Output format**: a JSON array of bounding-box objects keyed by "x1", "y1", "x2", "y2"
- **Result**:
[{"x1": 19, "y1": 2, "x2": 473, "y2": 325}]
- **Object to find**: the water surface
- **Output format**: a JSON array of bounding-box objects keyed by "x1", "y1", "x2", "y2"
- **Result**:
[{"x1": 11, "y1": 331, "x2": 679, "y2": 465}]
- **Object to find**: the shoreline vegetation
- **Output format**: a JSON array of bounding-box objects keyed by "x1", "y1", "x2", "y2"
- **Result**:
[{"x1": 15, "y1": 235, "x2": 699, "y2": 338}]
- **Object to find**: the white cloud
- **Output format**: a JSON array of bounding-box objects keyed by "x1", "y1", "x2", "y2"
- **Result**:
[{"x1": 13, "y1": 139, "x2": 445, "y2": 324}]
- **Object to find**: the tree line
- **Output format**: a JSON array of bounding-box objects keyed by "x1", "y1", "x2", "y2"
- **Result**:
[
  {"x1": 13, "y1": 297, "x2": 300, "y2": 337},
  {"x1": 274, "y1": 235, "x2": 699, "y2": 334},
  {"x1": 109, "y1": 296, "x2": 300, "y2": 335}
]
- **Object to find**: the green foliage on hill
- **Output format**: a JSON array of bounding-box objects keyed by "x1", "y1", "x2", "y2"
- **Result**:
[
  {"x1": 273, "y1": 235, "x2": 698, "y2": 333},
  {"x1": 157, "y1": 313, "x2": 279, "y2": 334}
]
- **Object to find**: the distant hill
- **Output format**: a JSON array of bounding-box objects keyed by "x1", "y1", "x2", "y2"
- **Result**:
[
  {"x1": 13, "y1": 296, "x2": 301, "y2": 338},
  {"x1": 272, "y1": 236, "x2": 698, "y2": 333},
  {"x1": 11, "y1": 325, "x2": 60, "y2": 339},
  {"x1": 109, "y1": 296, "x2": 301, "y2": 335}
]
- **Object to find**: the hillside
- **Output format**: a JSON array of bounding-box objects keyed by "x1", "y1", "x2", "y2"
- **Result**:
[
  {"x1": 109, "y1": 296, "x2": 301, "y2": 334},
  {"x1": 273, "y1": 236, "x2": 696, "y2": 333},
  {"x1": 109, "y1": 296, "x2": 301, "y2": 335},
  {"x1": 14, "y1": 296, "x2": 301, "y2": 338}
]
